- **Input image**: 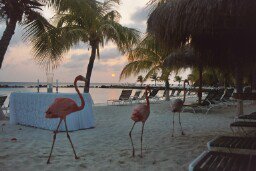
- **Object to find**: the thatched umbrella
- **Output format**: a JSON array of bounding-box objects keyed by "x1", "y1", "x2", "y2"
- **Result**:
[{"x1": 148, "y1": 0, "x2": 256, "y2": 113}]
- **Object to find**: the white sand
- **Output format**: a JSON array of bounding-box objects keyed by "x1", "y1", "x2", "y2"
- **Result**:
[{"x1": 0, "y1": 101, "x2": 255, "y2": 171}]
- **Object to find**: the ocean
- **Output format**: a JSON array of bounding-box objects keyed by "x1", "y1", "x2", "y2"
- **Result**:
[{"x1": 0, "y1": 82, "x2": 165, "y2": 105}]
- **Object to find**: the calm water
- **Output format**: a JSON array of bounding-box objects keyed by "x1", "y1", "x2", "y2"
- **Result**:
[
  {"x1": 0, "y1": 87, "x2": 166, "y2": 106},
  {"x1": 0, "y1": 82, "x2": 168, "y2": 105}
]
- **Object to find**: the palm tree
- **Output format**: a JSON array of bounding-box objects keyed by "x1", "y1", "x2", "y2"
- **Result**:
[
  {"x1": 174, "y1": 75, "x2": 182, "y2": 86},
  {"x1": 120, "y1": 34, "x2": 175, "y2": 95},
  {"x1": 0, "y1": 0, "x2": 49, "y2": 69},
  {"x1": 27, "y1": 0, "x2": 140, "y2": 93},
  {"x1": 137, "y1": 75, "x2": 144, "y2": 86},
  {"x1": 150, "y1": 72, "x2": 159, "y2": 86}
]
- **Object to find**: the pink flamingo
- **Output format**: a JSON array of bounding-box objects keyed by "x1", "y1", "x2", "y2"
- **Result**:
[
  {"x1": 129, "y1": 86, "x2": 151, "y2": 158},
  {"x1": 45, "y1": 75, "x2": 87, "y2": 164},
  {"x1": 171, "y1": 79, "x2": 189, "y2": 137}
]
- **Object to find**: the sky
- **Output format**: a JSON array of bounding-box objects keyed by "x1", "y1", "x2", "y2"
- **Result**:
[{"x1": 0, "y1": 0, "x2": 190, "y2": 84}]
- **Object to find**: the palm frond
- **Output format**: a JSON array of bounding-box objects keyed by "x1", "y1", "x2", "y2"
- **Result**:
[{"x1": 120, "y1": 61, "x2": 155, "y2": 80}]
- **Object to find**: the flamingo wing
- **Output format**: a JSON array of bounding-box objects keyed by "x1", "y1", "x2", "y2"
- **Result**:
[
  {"x1": 171, "y1": 99, "x2": 183, "y2": 112},
  {"x1": 131, "y1": 104, "x2": 150, "y2": 122},
  {"x1": 45, "y1": 98, "x2": 78, "y2": 118}
]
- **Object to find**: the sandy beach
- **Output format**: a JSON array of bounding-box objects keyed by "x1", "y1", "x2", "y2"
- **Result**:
[{"x1": 0, "y1": 101, "x2": 255, "y2": 171}]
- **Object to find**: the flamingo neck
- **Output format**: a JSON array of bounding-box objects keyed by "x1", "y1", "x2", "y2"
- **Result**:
[
  {"x1": 145, "y1": 88, "x2": 150, "y2": 109},
  {"x1": 183, "y1": 81, "x2": 186, "y2": 103},
  {"x1": 74, "y1": 78, "x2": 85, "y2": 111}
]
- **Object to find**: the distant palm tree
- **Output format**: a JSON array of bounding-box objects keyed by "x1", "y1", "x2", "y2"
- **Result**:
[
  {"x1": 137, "y1": 75, "x2": 144, "y2": 86},
  {"x1": 187, "y1": 74, "x2": 196, "y2": 86},
  {"x1": 150, "y1": 73, "x2": 159, "y2": 86},
  {"x1": 0, "y1": 0, "x2": 49, "y2": 69},
  {"x1": 174, "y1": 75, "x2": 182, "y2": 86},
  {"x1": 27, "y1": 0, "x2": 140, "y2": 93}
]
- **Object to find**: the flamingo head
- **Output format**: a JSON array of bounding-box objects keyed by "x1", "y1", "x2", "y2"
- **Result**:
[{"x1": 76, "y1": 75, "x2": 87, "y2": 82}]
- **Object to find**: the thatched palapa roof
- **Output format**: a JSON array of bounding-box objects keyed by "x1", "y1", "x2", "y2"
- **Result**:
[{"x1": 147, "y1": 0, "x2": 256, "y2": 68}]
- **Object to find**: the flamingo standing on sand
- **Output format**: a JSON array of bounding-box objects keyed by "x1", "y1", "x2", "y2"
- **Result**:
[
  {"x1": 129, "y1": 85, "x2": 151, "y2": 158},
  {"x1": 45, "y1": 75, "x2": 87, "y2": 164},
  {"x1": 171, "y1": 79, "x2": 189, "y2": 137}
]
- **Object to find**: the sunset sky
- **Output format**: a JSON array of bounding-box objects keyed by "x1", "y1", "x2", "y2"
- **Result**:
[{"x1": 0, "y1": 0, "x2": 189, "y2": 84}]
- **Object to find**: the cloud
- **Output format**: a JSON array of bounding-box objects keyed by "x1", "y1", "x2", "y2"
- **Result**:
[
  {"x1": 130, "y1": 7, "x2": 149, "y2": 23},
  {"x1": 125, "y1": 7, "x2": 149, "y2": 32},
  {"x1": 71, "y1": 54, "x2": 87, "y2": 61},
  {"x1": 62, "y1": 46, "x2": 123, "y2": 70},
  {"x1": 99, "y1": 48, "x2": 122, "y2": 60},
  {"x1": 62, "y1": 60, "x2": 86, "y2": 69}
]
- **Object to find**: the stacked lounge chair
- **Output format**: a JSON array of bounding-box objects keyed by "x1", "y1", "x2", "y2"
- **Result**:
[
  {"x1": 189, "y1": 151, "x2": 256, "y2": 171},
  {"x1": 207, "y1": 136, "x2": 256, "y2": 154},
  {"x1": 189, "y1": 111, "x2": 256, "y2": 171},
  {"x1": 230, "y1": 112, "x2": 256, "y2": 135}
]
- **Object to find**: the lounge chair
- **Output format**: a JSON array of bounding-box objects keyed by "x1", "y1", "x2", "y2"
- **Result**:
[
  {"x1": 238, "y1": 112, "x2": 256, "y2": 120},
  {"x1": 148, "y1": 88, "x2": 160, "y2": 102},
  {"x1": 221, "y1": 88, "x2": 235, "y2": 104},
  {"x1": 107, "y1": 89, "x2": 132, "y2": 105},
  {"x1": 189, "y1": 151, "x2": 256, "y2": 171},
  {"x1": 159, "y1": 89, "x2": 169, "y2": 100},
  {"x1": 182, "y1": 89, "x2": 223, "y2": 114},
  {"x1": 207, "y1": 136, "x2": 256, "y2": 154},
  {"x1": 175, "y1": 89, "x2": 182, "y2": 96},
  {"x1": 230, "y1": 111, "x2": 256, "y2": 135},
  {"x1": 130, "y1": 90, "x2": 141, "y2": 103},
  {"x1": 170, "y1": 89, "x2": 176, "y2": 97},
  {"x1": 230, "y1": 121, "x2": 256, "y2": 135}
]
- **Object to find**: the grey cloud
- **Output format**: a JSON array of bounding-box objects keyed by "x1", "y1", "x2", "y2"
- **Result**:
[
  {"x1": 71, "y1": 54, "x2": 87, "y2": 61},
  {"x1": 130, "y1": 7, "x2": 149, "y2": 23},
  {"x1": 73, "y1": 42, "x2": 89, "y2": 50},
  {"x1": 57, "y1": 42, "x2": 124, "y2": 70},
  {"x1": 93, "y1": 62, "x2": 124, "y2": 72},
  {"x1": 63, "y1": 62, "x2": 85, "y2": 69},
  {"x1": 126, "y1": 22, "x2": 146, "y2": 33},
  {"x1": 100, "y1": 48, "x2": 121, "y2": 60}
]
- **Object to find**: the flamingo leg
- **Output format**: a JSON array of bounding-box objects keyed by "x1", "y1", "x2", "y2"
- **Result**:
[
  {"x1": 171, "y1": 112, "x2": 175, "y2": 137},
  {"x1": 179, "y1": 112, "x2": 185, "y2": 135},
  {"x1": 47, "y1": 119, "x2": 62, "y2": 164},
  {"x1": 129, "y1": 122, "x2": 136, "y2": 157},
  {"x1": 64, "y1": 119, "x2": 79, "y2": 159},
  {"x1": 140, "y1": 122, "x2": 145, "y2": 158}
]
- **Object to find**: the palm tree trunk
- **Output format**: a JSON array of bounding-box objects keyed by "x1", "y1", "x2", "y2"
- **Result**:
[
  {"x1": 252, "y1": 68, "x2": 256, "y2": 104},
  {"x1": 198, "y1": 64, "x2": 203, "y2": 104},
  {"x1": 0, "y1": 19, "x2": 18, "y2": 69},
  {"x1": 235, "y1": 66, "x2": 243, "y2": 116},
  {"x1": 165, "y1": 79, "x2": 170, "y2": 101},
  {"x1": 84, "y1": 44, "x2": 97, "y2": 93}
]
